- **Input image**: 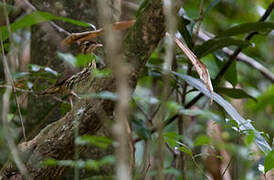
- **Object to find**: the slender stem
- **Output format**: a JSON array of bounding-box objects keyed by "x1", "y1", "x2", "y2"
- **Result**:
[
  {"x1": 0, "y1": 10, "x2": 30, "y2": 179},
  {"x1": 2, "y1": 0, "x2": 27, "y2": 141},
  {"x1": 97, "y1": 1, "x2": 132, "y2": 179},
  {"x1": 74, "y1": 110, "x2": 79, "y2": 180}
]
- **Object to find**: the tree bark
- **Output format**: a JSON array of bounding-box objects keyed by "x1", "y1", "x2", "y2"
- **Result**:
[
  {"x1": 0, "y1": 0, "x2": 170, "y2": 178},
  {"x1": 25, "y1": 0, "x2": 98, "y2": 139}
]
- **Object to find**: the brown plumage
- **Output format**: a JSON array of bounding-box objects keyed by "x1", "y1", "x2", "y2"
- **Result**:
[{"x1": 40, "y1": 40, "x2": 101, "y2": 97}]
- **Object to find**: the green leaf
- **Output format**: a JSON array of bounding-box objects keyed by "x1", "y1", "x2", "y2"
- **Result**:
[
  {"x1": 136, "y1": 0, "x2": 150, "y2": 18},
  {"x1": 216, "y1": 22, "x2": 274, "y2": 38},
  {"x1": 245, "y1": 131, "x2": 255, "y2": 145},
  {"x1": 0, "y1": 11, "x2": 90, "y2": 42},
  {"x1": 195, "y1": 38, "x2": 250, "y2": 58},
  {"x1": 203, "y1": 0, "x2": 221, "y2": 18},
  {"x1": 43, "y1": 158, "x2": 57, "y2": 166},
  {"x1": 247, "y1": 85, "x2": 274, "y2": 112},
  {"x1": 194, "y1": 135, "x2": 211, "y2": 146},
  {"x1": 76, "y1": 54, "x2": 95, "y2": 67},
  {"x1": 172, "y1": 72, "x2": 272, "y2": 154},
  {"x1": 224, "y1": 60, "x2": 237, "y2": 87},
  {"x1": 92, "y1": 68, "x2": 111, "y2": 78},
  {"x1": 215, "y1": 87, "x2": 257, "y2": 102},
  {"x1": 178, "y1": 17, "x2": 193, "y2": 49},
  {"x1": 200, "y1": 55, "x2": 220, "y2": 79},
  {"x1": 164, "y1": 132, "x2": 180, "y2": 148},
  {"x1": 75, "y1": 135, "x2": 112, "y2": 149},
  {"x1": 178, "y1": 145, "x2": 193, "y2": 157},
  {"x1": 132, "y1": 118, "x2": 151, "y2": 140},
  {"x1": 264, "y1": 150, "x2": 274, "y2": 173}
]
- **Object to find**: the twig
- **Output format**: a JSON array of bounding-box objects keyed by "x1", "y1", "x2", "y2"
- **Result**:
[
  {"x1": 192, "y1": 0, "x2": 204, "y2": 44},
  {"x1": 0, "y1": 85, "x2": 35, "y2": 94},
  {"x1": 222, "y1": 156, "x2": 233, "y2": 177},
  {"x1": 134, "y1": 99, "x2": 152, "y2": 123}
]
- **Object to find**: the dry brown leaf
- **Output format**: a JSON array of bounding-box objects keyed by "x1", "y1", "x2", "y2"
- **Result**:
[
  {"x1": 169, "y1": 33, "x2": 214, "y2": 102},
  {"x1": 62, "y1": 20, "x2": 136, "y2": 46}
]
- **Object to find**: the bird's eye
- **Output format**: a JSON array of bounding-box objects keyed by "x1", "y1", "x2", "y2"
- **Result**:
[{"x1": 84, "y1": 41, "x2": 91, "y2": 46}]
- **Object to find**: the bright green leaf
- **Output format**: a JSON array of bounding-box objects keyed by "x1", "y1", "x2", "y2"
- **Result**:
[
  {"x1": 76, "y1": 54, "x2": 95, "y2": 67},
  {"x1": 245, "y1": 131, "x2": 255, "y2": 145},
  {"x1": 178, "y1": 145, "x2": 193, "y2": 157},
  {"x1": 264, "y1": 150, "x2": 274, "y2": 173},
  {"x1": 194, "y1": 135, "x2": 211, "y2": 146},
  {"x1": 43, "y1": 158, "x2": 57, "y2": 166},
  {"x1": 75, "y1": 135, "x2": 112, "y2": 149}
]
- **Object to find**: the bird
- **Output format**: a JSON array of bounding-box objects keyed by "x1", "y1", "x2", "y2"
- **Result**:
[
  {"x1": 40, "y1": 20, "x2": 135, "y2": 107},
  {"x1": 39, "y1": 40, "x2": 102, "y2": 107}
]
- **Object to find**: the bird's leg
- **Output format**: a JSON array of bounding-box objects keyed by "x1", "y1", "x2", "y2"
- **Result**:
[
  {"x1": 70, "y1": 90, "x2": 80, "y2": 99},
  {"x1": 69, "y1": 90, "x2": 80, "y2": 109}
]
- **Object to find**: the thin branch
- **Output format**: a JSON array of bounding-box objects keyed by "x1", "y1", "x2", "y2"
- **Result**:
[
  {"x1": 192, "y1": 0, "x2": 204, "y2": 44},
  {"x1": 0, "y1": 85, "x2": 35, "y2": 94},
  {"x1": 222, "y1": 156, "x2": 233, "y2": 177}
]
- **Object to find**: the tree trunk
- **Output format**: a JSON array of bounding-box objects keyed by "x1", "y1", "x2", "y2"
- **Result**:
[{"x1": 25, "y1": 0, "x2": 98, "y2": 139}]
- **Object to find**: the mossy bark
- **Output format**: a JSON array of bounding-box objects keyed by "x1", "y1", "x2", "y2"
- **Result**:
[{"x1": 26, "y1": 0, "x2": 99, "y2": 139}]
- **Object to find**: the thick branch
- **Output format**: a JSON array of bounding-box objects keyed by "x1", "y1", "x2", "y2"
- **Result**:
[{"x1": 0, "y1": 0, "x2": 168, "y2": 179}]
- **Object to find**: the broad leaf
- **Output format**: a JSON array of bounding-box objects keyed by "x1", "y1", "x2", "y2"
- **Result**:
[
  {"x1": 264, "y1": 150, "x2": 274, "y2": 173},
  {"x1": 178, "y1": 17, "x2": 193, "y2": 49},
  {"x1": 172, "y1": 72, "x2": 272, "y2": 154},
  {"x1": 215, "y1": 87, "x2": 257, "y2": 102},
  {"x1": 216, "y1": 22, "x2": 274, "y2": 38},
  {"x1": 203, "y1": 0, "x2": 221, "y2": 18},
  {"x1": 195, "y1": 38, "x2": 250, "y2": 58},
  {"x1": 76, "y1": 54, "x2": 95, "y2": 67},
  {"x1": 0, "y1": 11, "x2": 90, "y2": 42},
  {"x1": 194, "y1": 135, "x2": 211, "y2": 146},
  {"x1": 224, "y1": 61, "x2": 238, "y2": 87}
]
